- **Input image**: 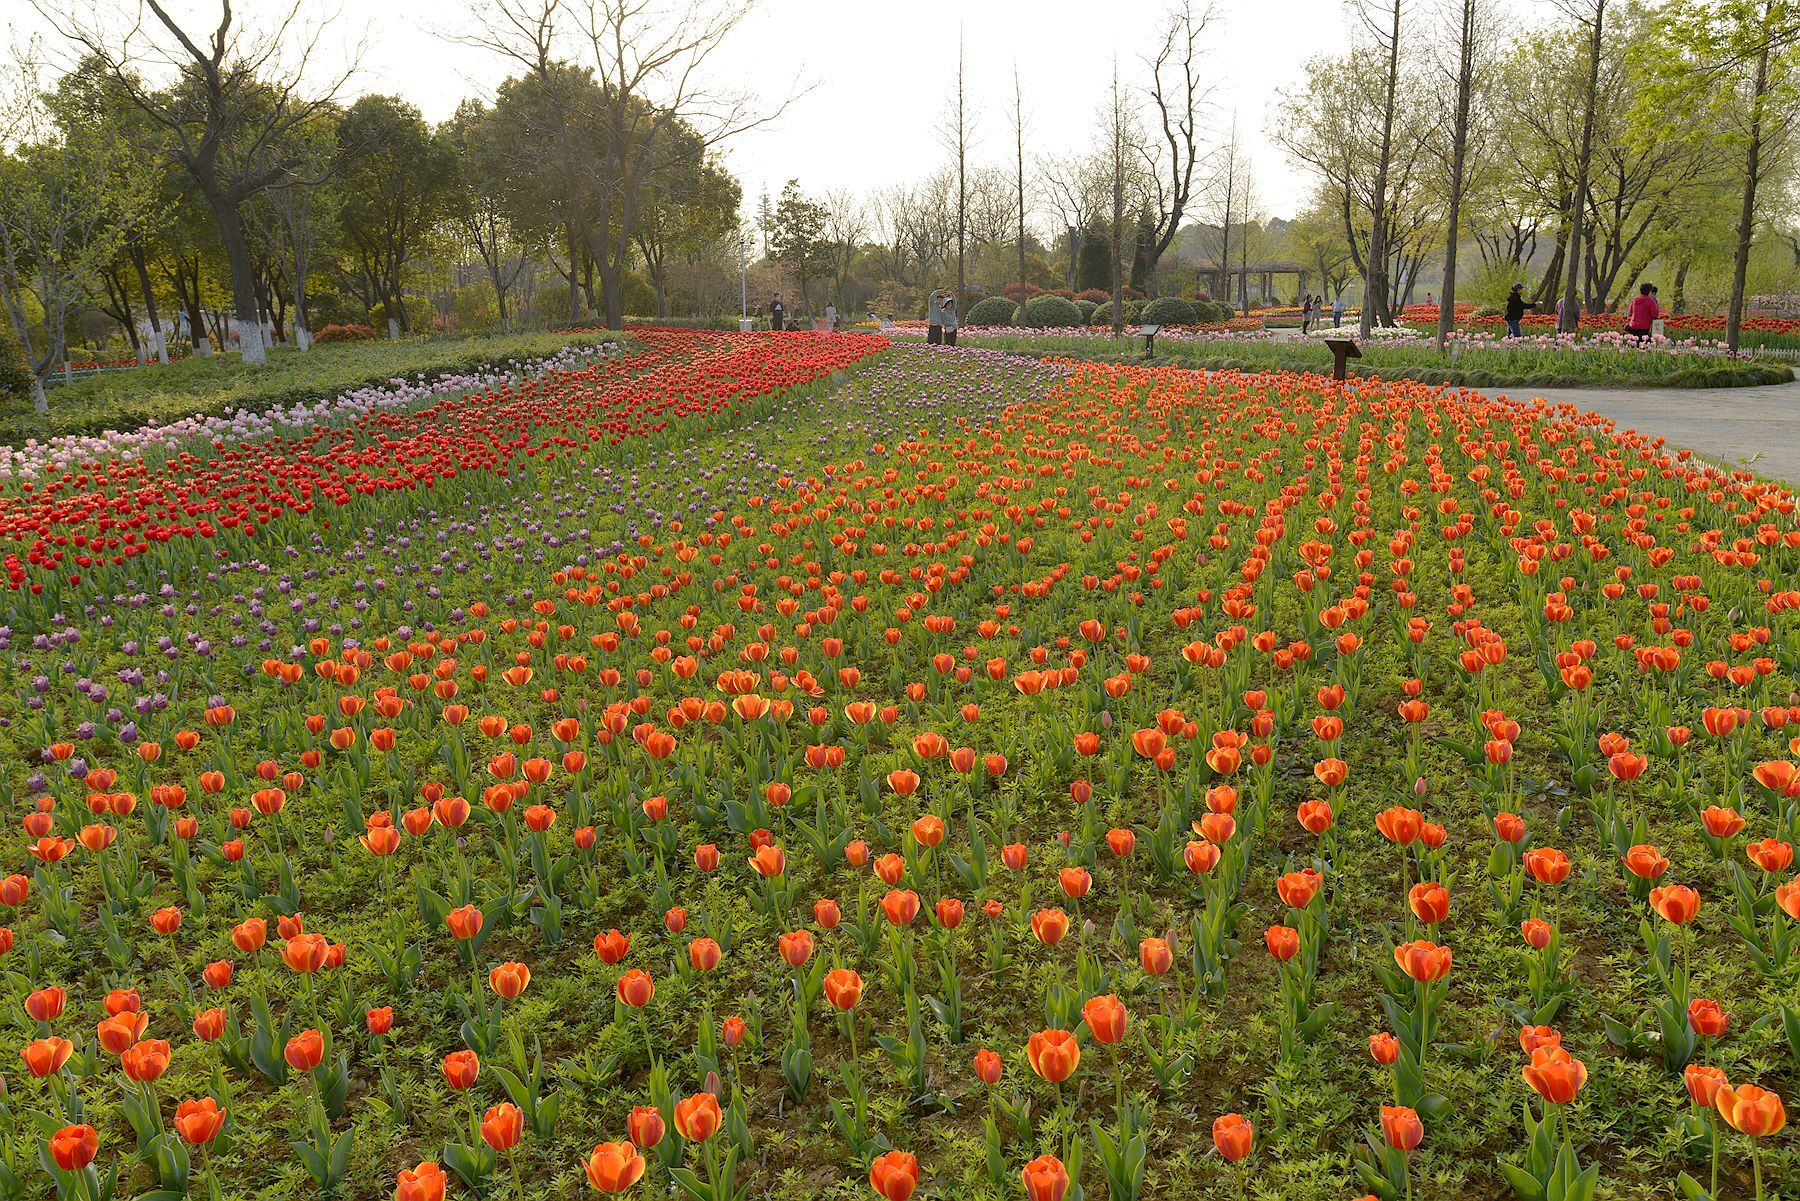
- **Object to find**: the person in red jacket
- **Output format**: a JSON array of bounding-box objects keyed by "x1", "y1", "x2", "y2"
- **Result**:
[{"x1": 1626, "y1": 283, "x2": 1660, "y2": 341}]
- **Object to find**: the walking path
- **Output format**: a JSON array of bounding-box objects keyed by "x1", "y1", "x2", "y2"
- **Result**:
[{"x1": 1481, "y1": 380, "x2": 1800, "y2": 485}]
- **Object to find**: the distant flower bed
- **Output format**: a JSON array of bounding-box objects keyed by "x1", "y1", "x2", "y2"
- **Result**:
[
  {"x1": 313, "y1": 323, "x2": 379, "y2": 344},
  {"x1": 1464, "y1": 311, "x2": 1800, "y2": 335}
]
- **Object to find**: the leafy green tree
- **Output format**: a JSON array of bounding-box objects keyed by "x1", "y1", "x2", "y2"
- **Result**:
[
  {"x1": 56, "y1": 1, "x2": 350, "y2": 365},
  {"x1": 333, "y1": 96, "x2": 455, "y2": 332},
  {"x1": 771, "y1": 180, "x2": 830, "y2": 315},
  {"x1": 0, "y1": 54, "x2": 148, "y2": 413},
  {"x1": 1638, "y1": 0, "x2": 1799, "y2": 348}
]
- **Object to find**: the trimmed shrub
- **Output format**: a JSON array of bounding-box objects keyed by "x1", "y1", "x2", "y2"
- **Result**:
[
  {"x1": 1075, "y1": 300, "x2": 1098, "y2": 322},
  {"x1": 1076, "y1": 287, "x2": 1111, "y2": 306},
  {"x1": 1088, "y1": 300, "x2": 1141, "y2": 326},
  {"x1": 1021, "y1": 295, "x2": 1084, "y2": 329},
  {"x1": 1140, "y1": 297, "x2": 1198, "y2": 327},
  {"x1": 314, "y1": 324, "x2": 378, "y2": 344},
  {"x1": 966, "y1": 297, "x2": 1020, "y2": 327}
]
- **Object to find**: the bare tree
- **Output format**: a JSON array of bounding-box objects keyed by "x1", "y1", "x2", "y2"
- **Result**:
[
  {"x1": 1207, "y1": 120, "x2": 1245, "y2": 310},
  {"x1": 1103, "y1": 62, "x2": 1139, "y2": 333},
  {"x1": 1557, "y1": 0, "x2": 1608, "y2": 333},
  {"x1": 1353, "y1": 0, "x2": 1406, "y2": 334},
  {"x1": 1039, "y1": 151, "x2": 1106, "y2": 290},
  {"x1": 1140, "y1": 1, "x2": 1215, "y2": 295},
  {"x1": 1013, "y1": 63, "x2": 1028, "y2": 309},
  {"x1": 820, "y1": 189, "x2": 868, "y2": 308},
  {"x1": 939, "y1": 30, "x2": 973, "y2": 303},
  {"x1": 45, "y1": 0, "x2": 355, "y2": 365},
  {"x1": 1435, "y1": 0, "x2": 1486, "y2": 348}
]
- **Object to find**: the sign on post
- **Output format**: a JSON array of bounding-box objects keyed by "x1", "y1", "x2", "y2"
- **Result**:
[
  {"x1": 1322, "y1": 338, "x2": 1361, "y2": 381},
  {"x1": 1141, "y1": 324, "x2": 1160, "y2": 359}
]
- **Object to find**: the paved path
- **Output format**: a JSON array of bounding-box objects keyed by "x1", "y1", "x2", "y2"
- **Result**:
[{"x1": 1480, "y1": 380, "x2": 1800, "y2": 485}]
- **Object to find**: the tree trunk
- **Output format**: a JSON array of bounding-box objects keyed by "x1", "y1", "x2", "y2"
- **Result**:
[
  {"x1": 1672, "y1": 257, "x2": 1690, "y2": 315},
  {"x1": 204, "y1": 189, "x2": 268, "y2": 366},
  {"x1": 1726, "y1": 3, "x2": 1772, "y2": 354},
  {"x1": 1437, "y1": 0, "x2": 1476, "y2": 352},
  {"x1": 1361, "y1": 0, "x2": 1403, "y2": 336},
  {"x1": 131, "y1": 245, "x2": 169, "y2": 364},
  {"x1": 1560, "y1": 0, "x2": 1605, "y2": 336}
]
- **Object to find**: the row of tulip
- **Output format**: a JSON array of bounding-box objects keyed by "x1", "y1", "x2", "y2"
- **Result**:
[{"x1": 3, "y1": 340, "x2": 1800, "y2": 1199}]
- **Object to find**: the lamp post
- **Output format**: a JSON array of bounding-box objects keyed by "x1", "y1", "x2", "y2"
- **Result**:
[{"x1": 739, "y1": 226, "x2": 751, "y2": 333}]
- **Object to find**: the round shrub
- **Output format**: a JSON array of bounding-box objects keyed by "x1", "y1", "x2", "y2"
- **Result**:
[
  {"x1": 1021, "y1": 295, "x2": 1084, "y2": 328},
  {"x1": 965, "y1": 297, "x2": 1019, "y2": 327},
  {"x1": 1075, "y1": 300, "x2": 1098, "y2": 322},
  {"x1": 1139, "y1": 297, "x2": 1197, "y2": 327},
  {"x1": 1088, "y1": 300, "x2": 1141, "y2": 326}
]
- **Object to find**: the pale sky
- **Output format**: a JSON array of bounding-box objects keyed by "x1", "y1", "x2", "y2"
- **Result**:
[{"x1": 10, "y1": 0, "x2": 1362, "y2": 226}]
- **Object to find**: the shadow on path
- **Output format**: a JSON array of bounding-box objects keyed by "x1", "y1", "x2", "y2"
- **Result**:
[{"x1": 1482, "y1": 380, "x2": 1800, "y2": 486}]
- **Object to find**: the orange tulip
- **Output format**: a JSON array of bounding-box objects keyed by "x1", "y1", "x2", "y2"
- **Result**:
[
  {"x1": 1649, "y1": 884, "x2": 1700, "y2": 925},
  {"x1": 616, "y1": 969, "x2": 655, "y2": 1007},
  {"x1": 1715, "y1": 1083, "x2": 1786, "y2": 1137},
  {"x1": 396, "y1": 1161, "x2": 448, "y2": 1201},
  {"x1": 20, "y1": 1036, "x2": 73, "y2": 1076},
  {"x1": 1020, "y1": 1154, "x2": 1069, "y2": 1201},
  {"x1": 1025, "y1": 1028, "x2": 1080, "y2": 1083},
  {"x1": 489, "y1": 961, "x2": 531, "y2": 999},
  {"x1": 868, "y1": 1150, "x2": 920, "y2": 1201},
  {"x1": 1081, "y1": 994, "x2": 1127, "y2": 1045},
  {"x1": 442, "y1": 1049, "x2": 480, "y2": 1090},
  {"x1": 1522, "y1": 1047, "x2": 1587, "y2": 1103},
  {"x1": 880, "y1": 890, "x2": 921, "y2": 926},
  {"x1": 823, "y1": 968, "x2": 864, "y2": 1010},
  {"x1": 1212, "y1": 1112, "x2": 1254, "y2": 1161},
  {"x1": 1621, "y1": 844, "x2": 1669, "y2": 879},
  {"x1": 285, "y1": 1029, "x2": 325, "y2": 1073},
  {"x1": 1393, "y1": 940, "x2": 1453, "y2": 983},
  {"x1": 481, "y1": 1102, "x2": 524, "y2": 1151},
  {"x1": 674, "y1": 1092, "x2": 723, "y2": 1142},
  {"x1": 1684, "y1": 1065, "x2": 1728, "y2": 1107},
  {"x1": 173, "y1": 1097, "x2": 227, "y2": 1144},
  {"x1": 1375, "y1": 807, "x2": 1422, "y2": 845},
  {"x1": 1265, "y1": 925, "x2": 1300, "y2": 960},
  {"x1": 1407, "y1": 882, "x2": 1449, "y2": 925},
  {"x1": 627, "y1": 1105, "x2": 665, "y2": 1148},
  {"x1": 1523, "y1": 847, "x2": 1571, "y2": 885},
  {"x1": 121, "y1": 1039, "x2": 171, "y2": 1082},
  {"x1": 1139, "y1": 937, "x2": 1173, "y2": 976},
  {"x1": 1381, "y1": 1105, "x2": 1424, "y2": 1150},
  {"x1": 96, "y1": 1011, "x2": 148, "y2": 1055},
  {"x1": 1030, "y1": 908, "x2": 1070, "y2": 946},
  {"x1": 583, "y1": 1141, "x2": 647, "y2": 1193},
  {"x1": 49, "y1": 1125, "x2": 98, "y2": 1172}
]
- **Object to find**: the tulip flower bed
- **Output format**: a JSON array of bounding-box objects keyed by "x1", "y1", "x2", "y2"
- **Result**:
[
  {"x1": 6, "y1": 336, "x2": 1800, "y2": 1201},
  {"x1": 1, "y1": 330, "x2": 632, "y2": 448},
  {"x1": 913, "y1": 328, "x2": 1793, "y2": 390}
]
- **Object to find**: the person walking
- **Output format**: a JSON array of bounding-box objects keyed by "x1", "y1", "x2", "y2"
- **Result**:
[
  {"x1": 825, "y1": 301, "x2": 838, "y2": 332},
  {"x1": 927, "y1": 290, "x2": 945, "y2": 345},
  {"x1": 1331, "y1": 294, "x2": 1346, "y2": 327},
  {"x1": 1504, "y1": 283, "x2": 1528, "y2": 339},
  {"x1": 942, "y1": 294, "x2": 959, "y2": 346},
  {"x1": 1301, "y1": 295, "x2": 1314, "y2": 334},
  {"x1": 770, "y1": 293, "x2": 786, "y2": 332},
  {"x1": 1625, "y1": 282, "x2": 1659, "y2": 342}
]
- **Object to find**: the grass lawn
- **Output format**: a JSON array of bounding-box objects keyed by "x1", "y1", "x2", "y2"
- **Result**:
[
  {"x1": 4, "y1": 330, "x2": 627, "y2": 447},
  {"x1": 929, "y1": 330, "x2": 1796, "y2": 389}
]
